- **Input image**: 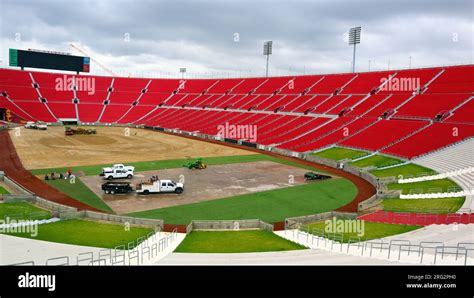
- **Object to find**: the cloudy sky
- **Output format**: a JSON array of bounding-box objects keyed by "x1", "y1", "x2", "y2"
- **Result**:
[{"x1": 0, "y1": 0, "x2": 472, "y2": 78}]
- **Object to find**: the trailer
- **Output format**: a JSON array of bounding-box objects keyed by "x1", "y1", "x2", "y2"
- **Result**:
[
  {"x1": 101, "y1": 181, "x2": 133, "y2": 194},
  {"x1": 136, "y1": 176, "x2": 184, "y2": 195},
  {"x1": 65, "y1": 126, "x2": 96, "y2": 135}
]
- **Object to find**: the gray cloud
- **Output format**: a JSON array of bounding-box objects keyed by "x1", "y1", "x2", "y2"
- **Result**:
[{"x1": 0, "y1": 0, "x2": 472, "y2": 77}]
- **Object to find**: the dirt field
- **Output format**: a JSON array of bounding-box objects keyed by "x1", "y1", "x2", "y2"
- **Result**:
[
  {"x1": 80, "y1": 161, "x2": 321, "y2": 214},
  {"x1": 9, "y1": 126, "x2": 255, "y2": 170}
]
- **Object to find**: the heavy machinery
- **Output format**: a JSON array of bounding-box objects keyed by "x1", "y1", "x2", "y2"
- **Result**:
[
  {"x1": 183, "y1": 157, "x2": 207, "y2": 170},
  {"x1": 65, "y1": 126, "x2": 96, "y2": 135},
  {"x1": 304, "y1": 172, "x2": 332, "y2": 181}
]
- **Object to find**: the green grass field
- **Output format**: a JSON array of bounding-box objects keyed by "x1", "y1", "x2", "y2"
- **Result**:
[
  {"x1": 45, "y1": 179, "x2": 113, "y2": 213},
  {"x1": 0, "y1": 186, "x2": 10, "y2": 194},
  {"x1": 382, "y1": 197, "x2": 465, "y2": 213},
  {"x1": 311, "y1": 147, "x2": 369, "y2": 161},
  {"x1": 34, "y1": 154, "x2": 336, "y2": 214},
  {"x1": 304, "y1": 220, "x2": 421, "y2": 242},
  {"x1": 387, "y1": 179, "x2": 460, "y2": 194},
  {"x1": 2, "y1": 219, "x2": 153, "y2": 249},
  {"x1": 30, "y1": 154, "x2": 323, "y2": 176},
  {"x1": 350, "y1": 155, "x2": 404, "y2": 169},
  {"x1": 128, "y1": 178, "x2": 357, "y2": 224},
  {"x1": 0, "y1": 202, "x2": 51, "y2": 220},
  {"x1": 174, "y1": 230, "x2": 307, "y2": 253},
  {"x1": 371, "y1": 163, "x2": 436, "y2": 178}
]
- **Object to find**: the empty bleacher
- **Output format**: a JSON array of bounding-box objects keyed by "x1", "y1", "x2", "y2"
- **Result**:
[{"x1": 0, "y1": 64, "x2": 472, "y2": 159}]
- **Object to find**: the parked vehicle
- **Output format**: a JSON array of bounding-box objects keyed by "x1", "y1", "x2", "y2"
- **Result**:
[
  {"x1": 136, "y1": 175, "x2": 184, "y2": 194},
  {"x1": 25, "y1": 121, "x2": 47, "y2": 130},
  {"x1": 100, "y1": 164, "x2": 135, "y2": 180},
  {"x1": 101, "y1": 181, "x2": 133, "y2": 194},
  {"x1": 65, "y1": 126, "x2": 96, "y2": 135},
  {"x1": 304, "y1": 172, "x2": 332, "y2": 181}
]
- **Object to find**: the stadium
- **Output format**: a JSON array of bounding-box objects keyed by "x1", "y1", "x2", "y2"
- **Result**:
[{"x1": 0, "y1": 0, "x2": 473, "y2": 271}]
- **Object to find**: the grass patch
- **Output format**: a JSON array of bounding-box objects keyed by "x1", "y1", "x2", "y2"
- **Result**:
[
  {"x1": 3, "y1": 219, "x2": 153, "y2": 249},
  {"x1": 350, "y1": 155, "x2": 404, "y2": 169},
  {"x1": 0, "y1": 186, "x2": 10, "y2": 194},
  {"x1": 0, "y1": 202, "x2": 51, "y2": 220},
  {"x1": 174, "y1": 230, "x2": 306, "y2": 253},
  {"x1": 128, "y1": 178, "x2": 357, "y2": 224},
  {"x1": 371, "y1": 163, "x2": 436, "y2": 178},
  {"x1": 45, "y1": 179, "x2": 113, "y2": 213},
  {"x1": 304, "y1": 220, "x2": 421, "y2": 243},
  {"x1": 387, "y1": 179, "x2": 460, "y2": 194},
  {"x1": 311, "y1": 147, "x2": 369, "y2": 161},
  {"x1": 383, "y1": 197, "x2": 465, "y2": 214},
  {"x1": 30, "y1": 154, "x2": 325, "y2": 176}
]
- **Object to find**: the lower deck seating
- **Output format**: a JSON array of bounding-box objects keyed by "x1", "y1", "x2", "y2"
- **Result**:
[
  {"x1": 339, "y1": 119, "x2": 428, "y2": 151},
  {"x1": 382, "y1": 123, "x2": 474, "y2": 158},
  {"x1": 1, "y1": 65, "x2": 473, "y2": 159}
]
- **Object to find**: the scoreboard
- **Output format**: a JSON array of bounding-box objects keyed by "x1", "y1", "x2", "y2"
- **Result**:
[{"x1": 9, "y1": 49, "x2": 90, "y2": 73}]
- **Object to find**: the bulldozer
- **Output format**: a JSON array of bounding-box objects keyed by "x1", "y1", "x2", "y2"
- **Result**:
[
  {"x1": 65, "y1": 126, "x2": 97, "y2": 136},
  {"x1": 183, "y1": 157, "x2": 207, "y2": 170}
]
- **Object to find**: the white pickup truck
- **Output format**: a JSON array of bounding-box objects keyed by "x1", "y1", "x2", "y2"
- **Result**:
[
  {"x1": 100, "y1": 164, "x2": 135, "y2": 180},
  {"x1": 136, "y1": 179, "x2": 184, "y2": 194},
  {"x1": 25, "y1": 121, "x2": 48, "y2": 130}
]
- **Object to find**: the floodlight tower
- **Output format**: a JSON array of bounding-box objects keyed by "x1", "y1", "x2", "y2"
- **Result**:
[
  {"x1": 263, "y1": 41, "x2": 273, "y2": 77},
  {"x1": 179, "y1": 68, "x2": 186, "y2": 79},
  {"x1": 348, "y1": 27, "x2": 361, "y2": 73}
]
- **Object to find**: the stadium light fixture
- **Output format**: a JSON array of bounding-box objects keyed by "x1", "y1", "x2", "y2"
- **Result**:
[
  {"x1": 179, "y1": 68, "x2": 186, "y2": 79},
  {"x1": 348, "y1": 26, "x2": 361, "y2": 73},
  {"x1": 263, "y1": 41, "x2": 273, "y2": 77}
]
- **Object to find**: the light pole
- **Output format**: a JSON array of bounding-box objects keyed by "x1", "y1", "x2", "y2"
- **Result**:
[
  {"x1": 179, "y1": 68, "x2": 186, "y2": 79},
  {"x1": 348, "y1": 27, "x2": 361, "y2": 73},
  {"x1": 263, "y1": 41, "x2": 273, "y2": 77},
  {"x1": 368, "y1": 60, "x2": 371, "y2": 71},
  {"x1": 409, "y1": 56, "x2": 412, "y2": 69}
]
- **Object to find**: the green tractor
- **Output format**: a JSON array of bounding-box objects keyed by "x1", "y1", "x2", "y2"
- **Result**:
[{"x1": 183, "y1": 157, "x2": 207, "y2": 170}]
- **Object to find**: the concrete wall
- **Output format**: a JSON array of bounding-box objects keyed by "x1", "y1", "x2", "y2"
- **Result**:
[
  {"x1": 285, "y1": 211, "x2": 358, "y2": 229},
  {"x1": 187, "y1": 219, "x2": 273, "y2": 233},
  {"x1": 57, "y1": 210, "x2": 164, "y2": 229}
]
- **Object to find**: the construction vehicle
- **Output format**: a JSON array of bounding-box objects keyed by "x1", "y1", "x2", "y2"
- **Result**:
[
  {"x1": 183, "y1": 157, "x2": 207, "y2": 170},
  {"x1": 136, "y1": 175, "x2": 184, "y2": 194},
  {"x1": 101, "y1": 181, "x2": 133, "y2": 194},
  {"x1": 65, "y1": 126, "x2": 96, "y2": 135},
  {"x1": 304, "y1": 172, "x2": 332, "y2": 181},
  {"x1": 100, "y1": 164, "x2": 135, "y2": 180}
]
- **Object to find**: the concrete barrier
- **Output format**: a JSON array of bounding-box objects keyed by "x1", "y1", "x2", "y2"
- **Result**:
[
  {"x1": 186, "y1": 219, "x2": 273, "y2": 232},
  {"x1": 285, "y1": 211, "x2": 358, "y2": 229}
]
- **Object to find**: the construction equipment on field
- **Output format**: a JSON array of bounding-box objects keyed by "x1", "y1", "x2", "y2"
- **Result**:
[
  {"x1": 65, "y1": 126, "x2": 97, "y2": 135},
  {"x1": 183, "y1": 157, "x2": 207, "y2": 170}
]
